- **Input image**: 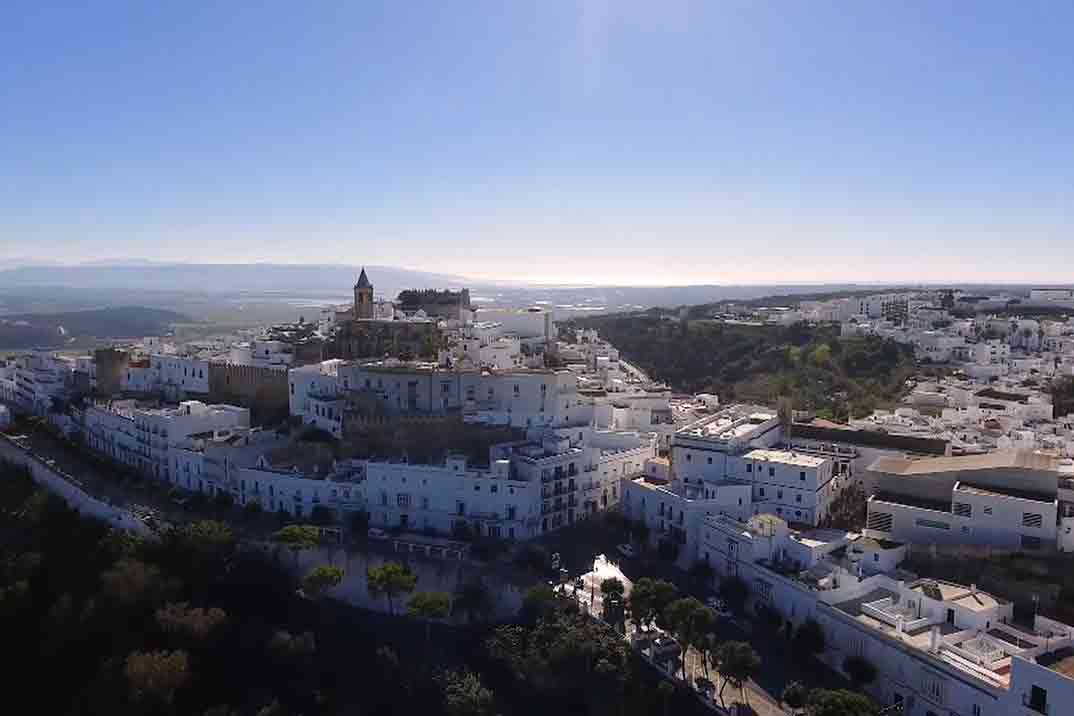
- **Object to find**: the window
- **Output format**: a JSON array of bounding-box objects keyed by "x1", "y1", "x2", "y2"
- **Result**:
[
  {"x1": 686, "y1": 454, "x2": 692, "y2": 462},
  {"x1": 1022, "y1": 512, "x2": 1043, "y2": 529},
  {"x1": 867, "y1": 511, "x2": 893, "y2": 532},
  {"x1": 953, "y1": 502, "x2": 972, "y2": 518},
  {"x1": 421, "y1": 496, "x2": 429, "y2": 510},
  {"x1": 380, "y1": 492, "x2": 388, "y2": 506},
  {"x1": 758, "y1": 487, "x2": 765, "y2": 497},
  {"x1": 1027, "y1": 685, "x2": 1047, "y2": 714},
  {"x1": 456, "y1": 501, "x2": 465, "y2": 516},
  {"x1": 800, "y1": 471, "x2": 806, "y2": 481},
  {"x1": 397, "y1": 494, "x2": 411, "y2": 508},
  {"x1": 915, "y1": 518, "x2": 951, "y2": 530},
  {"x1": 777, "y1": 490, "x2": 783, "y2": 499},
  {"x1": 795, "y1": 494, "x2": 802, "y2": 503},
  {"x1": 1021, "y1": 535, "x2": 1043, "y2": 550},
  {"x1": 971, "y1": 704, "x2": 981, "y2": 716},
  {"x1": 983, "y1": 506, "x2": 993, "y2": 515},
  {"x1": 707, "y1": 456, "x2": 713, "y2": 464},
  {"x1": 490, "y1": 484, "x2": 498, "y2": 493},
  {"x1": 746, "y1": 463, "x2": 752, "y2": 473},
  {"x1": 768, "y1": 467, "x2": 775, "y2": 477}
]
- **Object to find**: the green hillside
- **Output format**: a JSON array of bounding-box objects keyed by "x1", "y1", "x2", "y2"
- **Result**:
[{"x1": 566, "y1": 317, "x2": 916, "y2": 420}]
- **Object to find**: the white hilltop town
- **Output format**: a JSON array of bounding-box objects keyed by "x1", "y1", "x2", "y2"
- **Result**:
[{"x1": 4, "y1": 272, "x2": 1074, "y2": 715}]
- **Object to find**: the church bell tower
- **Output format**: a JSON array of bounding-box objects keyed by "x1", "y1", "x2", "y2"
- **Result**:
[{"x1": 354, "y1": 268, "x2": 374, "y2": 319}]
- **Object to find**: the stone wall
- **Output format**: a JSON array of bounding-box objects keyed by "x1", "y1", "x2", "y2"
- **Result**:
[{"x1": 208, "y1": 363, "x2": 289, "y2": 424}]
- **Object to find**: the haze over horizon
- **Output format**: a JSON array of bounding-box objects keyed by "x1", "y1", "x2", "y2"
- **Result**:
[{"x1": 3, "y1": 2, "x2": 1072, "y2": 285}]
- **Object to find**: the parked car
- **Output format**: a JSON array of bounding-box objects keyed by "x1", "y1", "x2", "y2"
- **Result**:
[
  {"x1": 616, "y1": 543, "x2": 637, "y2": 559},
  {"x1": 367, "y1": 527, "x2": 389, "y2": 541},
  {"x1": 651, "y1": 636, "x2": 682, "y2": 658},
  {"x1": 705, "y1": 596, "x2": 732, "y2": 618}
]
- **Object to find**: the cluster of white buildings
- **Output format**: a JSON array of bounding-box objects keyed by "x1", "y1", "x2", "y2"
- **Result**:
[
  {"x1": 0, "y1": 351, "x2": 80, "y2": 416},
  {"x1": 695, "y1": 512, "x2": 1074, "y2": 716}
]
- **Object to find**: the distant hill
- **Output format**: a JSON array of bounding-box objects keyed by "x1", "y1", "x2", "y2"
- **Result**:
[
  {"x1": 565, "y1": 315, "x2": 917, "y2": 420},
  {"x1": 0, "y1": 306, "x2": 190, "y2": 349},
  {"x1": 0, "y1": 263, "x2": 469, "y2": 296}
]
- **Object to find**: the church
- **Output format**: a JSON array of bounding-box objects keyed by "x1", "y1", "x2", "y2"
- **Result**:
[{"x1": 325, "y1": 268, "x2": 442, "y2": 360}]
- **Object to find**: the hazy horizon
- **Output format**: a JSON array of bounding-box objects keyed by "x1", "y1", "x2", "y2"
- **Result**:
[{"x1": 3, "y1": 2, "x2": 1072, "y2": 285}]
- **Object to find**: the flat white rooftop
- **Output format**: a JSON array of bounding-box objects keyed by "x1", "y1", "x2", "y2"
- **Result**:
[{"x1": 745, "y1": 448, "x2": 826, "y2": 468}]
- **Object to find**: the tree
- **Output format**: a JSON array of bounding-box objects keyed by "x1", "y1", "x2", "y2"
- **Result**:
[
  {"x1": 124, "y1": 649, "x2": 190, "y2": 704},
  {"x1": 302, "y1": 565, "x2": 344, "y2": 599},
  {"x1": 347, "y1": 510, "x2": 370, "y2": 535},
  {"x1": 782, "y1": 681, "x2": 808, "y2": 714},
  {"x1": 519, "y1": 583, "x2": 557, "y2": 623},
  {"x1": 627, "y1": 577, "x2": 677, "y2": 631},
  {"x1": 842, "y1": 655, "x2": 877, "y2": 691},
  {"x1": 101, "y1": 558, "x2": 177, "y2": 608},
  {"x1": 663, "y1": 597, "x2": 716, "y2": 680},
  {"x1": 310, "y1": 504, "x2": 335, "y2": 526},
  {"x1": 657, "y1": 680, "x2": 675, "y2": 716},
  {"x1": 156, "y1": 602, "x2": 228, "y2": 641},
  {"x1": 441, "y1": 670, "x2": 495, "y2": 716},
  {"x1": 179, "y1": 520, "x2": 236, "y2": 563},
  {"x1": 805, "y1": 689, "x2": 878, "y2": 716},
  {"x1": 366, "y1": 561, "x2": 417, "y2": 615},
  {"x1": 243, "y1": 499, "x2": 263, "y2": 519},
  {"x1": 454, "y1": 580, "x2": 492, "y2": 624},
  {"x1": 689, "y1": 561, "x2": 715, "y2": 590},
  {"x1": 631, "y1": 518, "x2": 650, "y2": 546},
  {"x1": 713, "y1": 641, "x2": 761, "y2": 706},
  {"x1": 719, "y1": 576, "x2": 749, "y2": 614},
  {"x1": 599, "y1": 577, "x2": 625, "y2": 623},
  {"x1": 792, "y1": 618, "x2": 826, "y2": 662},
  {"x1": 274, "y1": 524, "x2": 321, "y2": 567},
  {"x1": 268, "y1": 630, "x2": 316, "y2": 661},
  {"x1": 408, "y1": 591, "x2": 452, "y2": 652},
  {"x1": 777, "y1": 396, "x2": 795, "y2": 441}
]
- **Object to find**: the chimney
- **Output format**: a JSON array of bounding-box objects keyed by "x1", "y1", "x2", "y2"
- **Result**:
[{"x1": 929, "y1": 626, "x2": 941, "y2": 653}]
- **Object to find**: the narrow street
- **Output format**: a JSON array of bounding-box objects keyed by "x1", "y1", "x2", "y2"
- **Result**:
[{"x1": 564, "y1": 556, "x2": 797, "y2": 716}]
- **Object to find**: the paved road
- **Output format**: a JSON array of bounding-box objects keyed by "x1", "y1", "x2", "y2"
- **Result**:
[{"x1": 564, "y1": 562, "x2": 793, "y2": 716}]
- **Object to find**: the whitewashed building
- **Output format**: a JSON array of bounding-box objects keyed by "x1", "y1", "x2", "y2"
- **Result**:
[
  {"x1": 700, "y1": 513, "x2": 1074, "y2": 716},
  {"x1": 865, "y1": 451, "x2": 1074, "y2": 552},
  {"x1": 363, "y1": 426, "x2": 654, "y2": 538}
]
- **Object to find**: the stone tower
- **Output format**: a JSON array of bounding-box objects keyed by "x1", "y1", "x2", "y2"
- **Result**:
[{"x1": 354, "y1": 267, "x2": 374, "y2": 319}]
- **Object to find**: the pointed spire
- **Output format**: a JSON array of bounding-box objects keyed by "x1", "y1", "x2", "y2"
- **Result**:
[{"x1": 355, "y1": 267, "x2": 371, "y2": 289}]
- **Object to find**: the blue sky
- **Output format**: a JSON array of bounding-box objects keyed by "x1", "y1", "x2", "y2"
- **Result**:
[{"x1": 1, "y1": 1, "x2": 1071, "y2": 285}]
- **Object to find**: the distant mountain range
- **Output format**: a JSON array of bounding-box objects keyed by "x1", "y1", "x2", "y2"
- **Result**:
[
  {"x1": 0, "y1": 261, "x2": 1051, "y2": 325},
  {"x1": 0, "y1": 263, "x2": 468, "y2": 295},
  {"x1": 0, "y1": 306, "x2": 190, "y2": 350}
]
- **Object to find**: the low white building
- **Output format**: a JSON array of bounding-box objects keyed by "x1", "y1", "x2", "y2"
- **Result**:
[
  {"x1": 864, "y1": 451, "x2": 1074, "y2": 552},
  {"x1": 80, "y1": 399, "x2": 250, "y2": 482},
  {"x1": 120, "y1": 353, "x2": 210, "y2": 399},
  {"x1": 288, "y1": 359, "x2": 345, "y2": 433},
  {"x1": 363, "y1": 426, "x2": 654, "y2": 538},
  {"x1": 6, "y1": 352, "x2": 73, "y2": 415}
]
